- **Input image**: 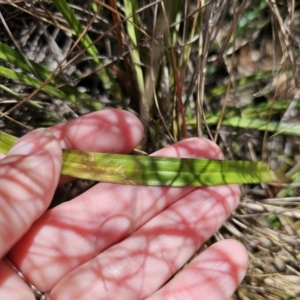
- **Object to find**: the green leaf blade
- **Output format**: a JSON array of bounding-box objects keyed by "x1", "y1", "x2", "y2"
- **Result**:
[
  {"x1": 52, "y1": 0, "x2": 112, "y2": 89},
  {"x1": 0, "y1": 66, "x2": 101, "y2": 110},
  {"x1": 62, "y1": 150, "x2": 276, "y2": 187},
  {"x1": 1, "y1": 131, "x2": 276, "y2": 187},
  {"x1": 0, "y1": 131, "x2": 18, "y2": 154}
]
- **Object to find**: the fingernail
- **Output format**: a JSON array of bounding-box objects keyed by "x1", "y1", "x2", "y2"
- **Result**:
[{"x1": 8, "y1": 128, "x2": 57, "y2": 156}]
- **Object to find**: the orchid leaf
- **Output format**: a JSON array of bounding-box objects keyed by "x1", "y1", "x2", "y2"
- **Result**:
[{"x1": 0, "y1": 131, "x2": 276, "y2": 187}]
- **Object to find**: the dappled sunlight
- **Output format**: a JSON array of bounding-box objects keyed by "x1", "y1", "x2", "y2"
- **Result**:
[
  {"x1": 0, "y1": 129, "x2": 61, "y2": 257},
  {"x1": 6, "y1": 130, "x2": 239, "y2": 294},
  {"x1": 149, "y1": 240, "x2": 247, "y2": 300},
  {"x1": 0, "y1": 0, "x2": 297, "y2": 297},
  {"x1": 50, "y1": 109, "x2": 143, "y2": 154},
  {"x1": 48, "y1": 182, "x2": 239, "y2": 299},
  {"x1": 153, "y1": 137, "x2": 224, "y2": 160}
]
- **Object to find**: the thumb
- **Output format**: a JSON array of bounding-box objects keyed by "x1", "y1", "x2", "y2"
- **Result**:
[{"x1": 0, "y1": 129, "x2": 62, "y2": 257}]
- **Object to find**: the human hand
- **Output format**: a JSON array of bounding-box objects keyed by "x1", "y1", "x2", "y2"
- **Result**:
[{"x1": 0, "y1": 109, "x2": 247, "y2": 300}]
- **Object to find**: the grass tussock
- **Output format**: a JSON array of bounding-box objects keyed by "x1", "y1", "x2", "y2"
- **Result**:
[{"x1": 0, "y1": 0, "x2": 300, "y2": 298}]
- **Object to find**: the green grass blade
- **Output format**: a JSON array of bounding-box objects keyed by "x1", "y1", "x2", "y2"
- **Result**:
[
  {"x1": 52, "y1": 0, "x2": 111, "y2": 89},
  {"x1": 0, "y1": 131, "x2": 276, "y2": 187},
  {"x1": 241, "y1": 100, "x2": 300, "y2": 118},
  {"x1": 187, "y1": 109, "x2": 300, "y2": 137},
  {"x1": 0, "y1": 84, "x2": 62, "y2": 122},
  {"x1": 206, "y1": 71, "x2": 273, "y2": 99},
  {"x1": 0, "y1": 66, "x2": 101, "y2": 110},
  {"x1": 0, "y1": 41, "x2": 49, "y2": 79},
  {"x1": 52, "y1": 0, "x2": 99, "y2": 63},
  {"x1": 0, "y1": 41, "x2": 64, "y2": 88},
  {"x1": 0, "y1": 132, "x2": 18, "y2": 154},
  {"x1": 123, "y1": 0, "x2": 145, "y2": 97},
  {"x1": 0, "y1": 42, "x2": 100, "y2": 108},
  {"x1": 207, "y1": 116, "x2": 300, "y2": 136}
]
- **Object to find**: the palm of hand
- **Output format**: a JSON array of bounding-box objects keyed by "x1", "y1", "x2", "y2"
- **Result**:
[{"x1": 0, "y1": 109, "x2": 247, "y2": 300}]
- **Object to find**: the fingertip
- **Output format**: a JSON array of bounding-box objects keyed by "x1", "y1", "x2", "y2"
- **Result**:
[
  {"x1": 194, "y1": 239, "x2": 248, "y2": 297},
  {"x1": 210, "y1": 239, "x2": 249, "y2": 271},
  {"x1": 50, "y1": 109, "x2": 144, "y2": 154},
  {"x1": 149, "y1": 239, "x2": 248, "y2": 300},
  {"x1": 97, "y1": 109, "x2": 144, "y2": 152},
  {"x1": 153, "y1": 137, "x2": 224, "y2": 160},
  {"x1": 186, "y1": 137, "x2": 225, "y2": 159}
]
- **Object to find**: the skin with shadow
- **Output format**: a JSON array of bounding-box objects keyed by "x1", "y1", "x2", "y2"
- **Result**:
[{"x1": 0, "y1": 109, "x2": 248, "y2": 300}]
